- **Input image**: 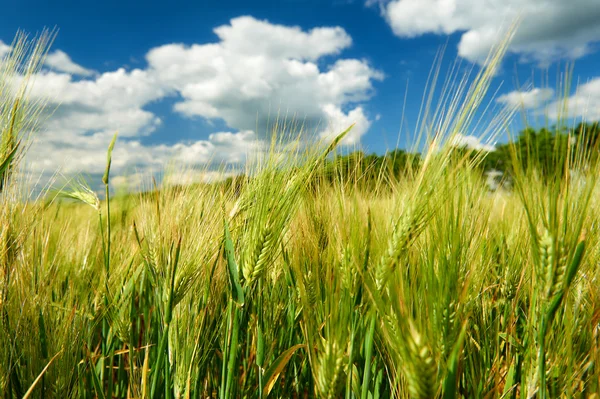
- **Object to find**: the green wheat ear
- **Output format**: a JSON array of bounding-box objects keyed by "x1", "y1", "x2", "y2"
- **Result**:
[
  {"x1": 538, "y1": 229, "x2": 556, "y2": 299},
  {"x1": 314, "y1": 338, "x2": 346, "y2": 399},
  {"x1": 59, "y1": 176, "x2": 100, "y2": 210},
  {"x1": 405, "y1": 323, "x2": 437, "y2": 399},
  {"x1": 102, "y1": 132, "x2": 118, "y2": 185},
  {"x1": 546, "y1": 235, "x2": 586, "y2": 319},
  {"x1": 242, "y1": 224, "x2": 276, "y2": 284},
  {"x1": 224, "y1": 217, "x2": 244, "y2": 306}
]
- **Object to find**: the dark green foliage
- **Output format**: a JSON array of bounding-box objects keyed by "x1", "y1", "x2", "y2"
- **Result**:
[{"x1": 308, "y1": 122, "x2": 600, "y2": 191}]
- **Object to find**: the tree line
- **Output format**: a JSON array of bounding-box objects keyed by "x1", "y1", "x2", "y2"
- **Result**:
[
  {"x1": 315, "y1": 122, "x2": 600, "y2": 189},
  {"x1": 216, "y1": 122, "x2": 600, "y2": 194}
]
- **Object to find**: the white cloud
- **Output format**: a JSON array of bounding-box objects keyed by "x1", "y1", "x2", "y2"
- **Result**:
[
  {"x1": 16, "y1": 16, "x2": 381, "y2": 187},
  {"x1": 26, "y1": 69, "x2": 166, "y2": 114},
  {"x1": 212, "y1": 16, "x2": 353, "y2": 61},
  {"x1": 26, "y1": 129, "x2": 261, "y2": 179},
  {"x1": 45, "y1": 50, "x2": 95, "y2": 76},
  {"x1": 27, "y1": 133, "x2": 161, "y2": 177},
  {"x1": 112, "y1": 167, "x2": 240, "y2": 193},
  {"x1": 111, "y1": 173, "x2": 148, "y2": 190},
  {"x1": 495, "y1": 81, "x2": 600, "y2": 121},
  {"x1": 171, "y1": 130, "x2": 261, "y2": 165},
  {"x1": 163, "y1": 170, "x2": 237, "y2": 186},
  {"x1": 146, "y1": 16, "x2": 383, "y2": 135},
  {"x1": 320, "y1": 105, "x2": 372, "y2": 145},
  {"x1": 497, "y1": 88, "x2": 554, "y2": 109},
  {"x1": 451, "y1": 134, "x2": 496, "y2": 151},
  {"x1": 0, "y1": 40, "x2": 10, "y2": 59},
  {"x1": 546, "y1": 77, "x2": 600, "y2": 120},
  {"x1": 21, "y1": 66, "x2": 167, "y2": 182},
  {"x1": 377, "y1": 0, "x2": 600, "y2": 65}
]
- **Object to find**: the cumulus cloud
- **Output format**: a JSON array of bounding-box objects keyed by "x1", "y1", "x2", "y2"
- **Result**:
[
  {"x1": 21, "y1": 67, "x2": 167, "y2": 180},
  {"x1": 0, "y1": 40, "x2": 10, "y2": 59},
  {"x1": 546, "y1": 77, "x2": 600, "y2": 120},
  {"x1": 451, "y1": 134, "x2": 496, "y2": 151},
  {"x1": 25, "y1": 69, "x2": 166, "y2": 117},
  {"x1": 170, "y1": 130, "x2": 261, "y2": 166},
  {"x1": 26, "y1": 129, "x2": 261, "y2": 178},
  {"x1": 45, "y1": 50, "x2": 95, "y2": 76},
  {"x1": 163, "y1": 170, "x2": 238, "y2": 187},
  {"x1": 145, "y1": 16, "x2": 382, "y2": 138},
  {"x1": 320, "y1": 105, "x2": 372, "y2": 146},
  {"x1": 497, "y1": 88, "x2": 554, "y2": 109},
  {"x1": 110, "y1": 173, "x2": 148, "y2": 190},
  {"x1": 212, "y1": 16, "x2": 352, "y2": 61},
  {"x1": 16, "y1": 16, "x2": 380, "y2": 187},
  {"x1": 376, "y1": 0, "x2": 600, "y2": 65},
  {"x1": 492, "y1": 79, "x2": 600, "y2": 121},
  {"x1": 112, "y1": 169, "x2": 237, "y2": 192}
]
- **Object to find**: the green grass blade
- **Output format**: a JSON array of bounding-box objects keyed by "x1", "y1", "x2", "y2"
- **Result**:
[
  {"x1": 442, "y1": 322, "x2": 468, "y2": 399},
  {"x1": 90, "y1": 359, "x2": 107, "y2": 399},
  {"x1": 22, "y1": 351, "x2": 62, "y2": 399},
  {"x1": 0, "y1": 141, "x2": 20, "y2": 183},
  {"x1": 262, "y1": 344, "x2": 306, "y2": 397},
  {"x1": 223, "y1": 218, "x2": 244, "y2": 306}
]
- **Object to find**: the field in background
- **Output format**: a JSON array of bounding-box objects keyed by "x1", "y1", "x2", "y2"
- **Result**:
[{"x1": 1, "y1": 30, "x2": 600, "y2": 399}]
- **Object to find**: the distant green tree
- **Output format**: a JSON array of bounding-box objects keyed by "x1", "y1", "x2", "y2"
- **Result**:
[
  {"x1": 269, "y1": 122, "x2": 600, "y2": 192},
  {"x1": 313, "y1": 148, "x2": 420, "y2": 191},
  {"x1": 509, "y1": 126, "x2": 570, "y2": 178},
  {"x1": 466, "y1": 125, "x2": 574, "y2": 183},
  {"x1": 572, "y1": 122, "x2": 600, "y2": 166}
]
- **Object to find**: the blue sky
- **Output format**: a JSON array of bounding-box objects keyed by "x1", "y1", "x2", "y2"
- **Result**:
[{"x1": 2, "y1": 0, "x2": 600, "y2": 186}]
